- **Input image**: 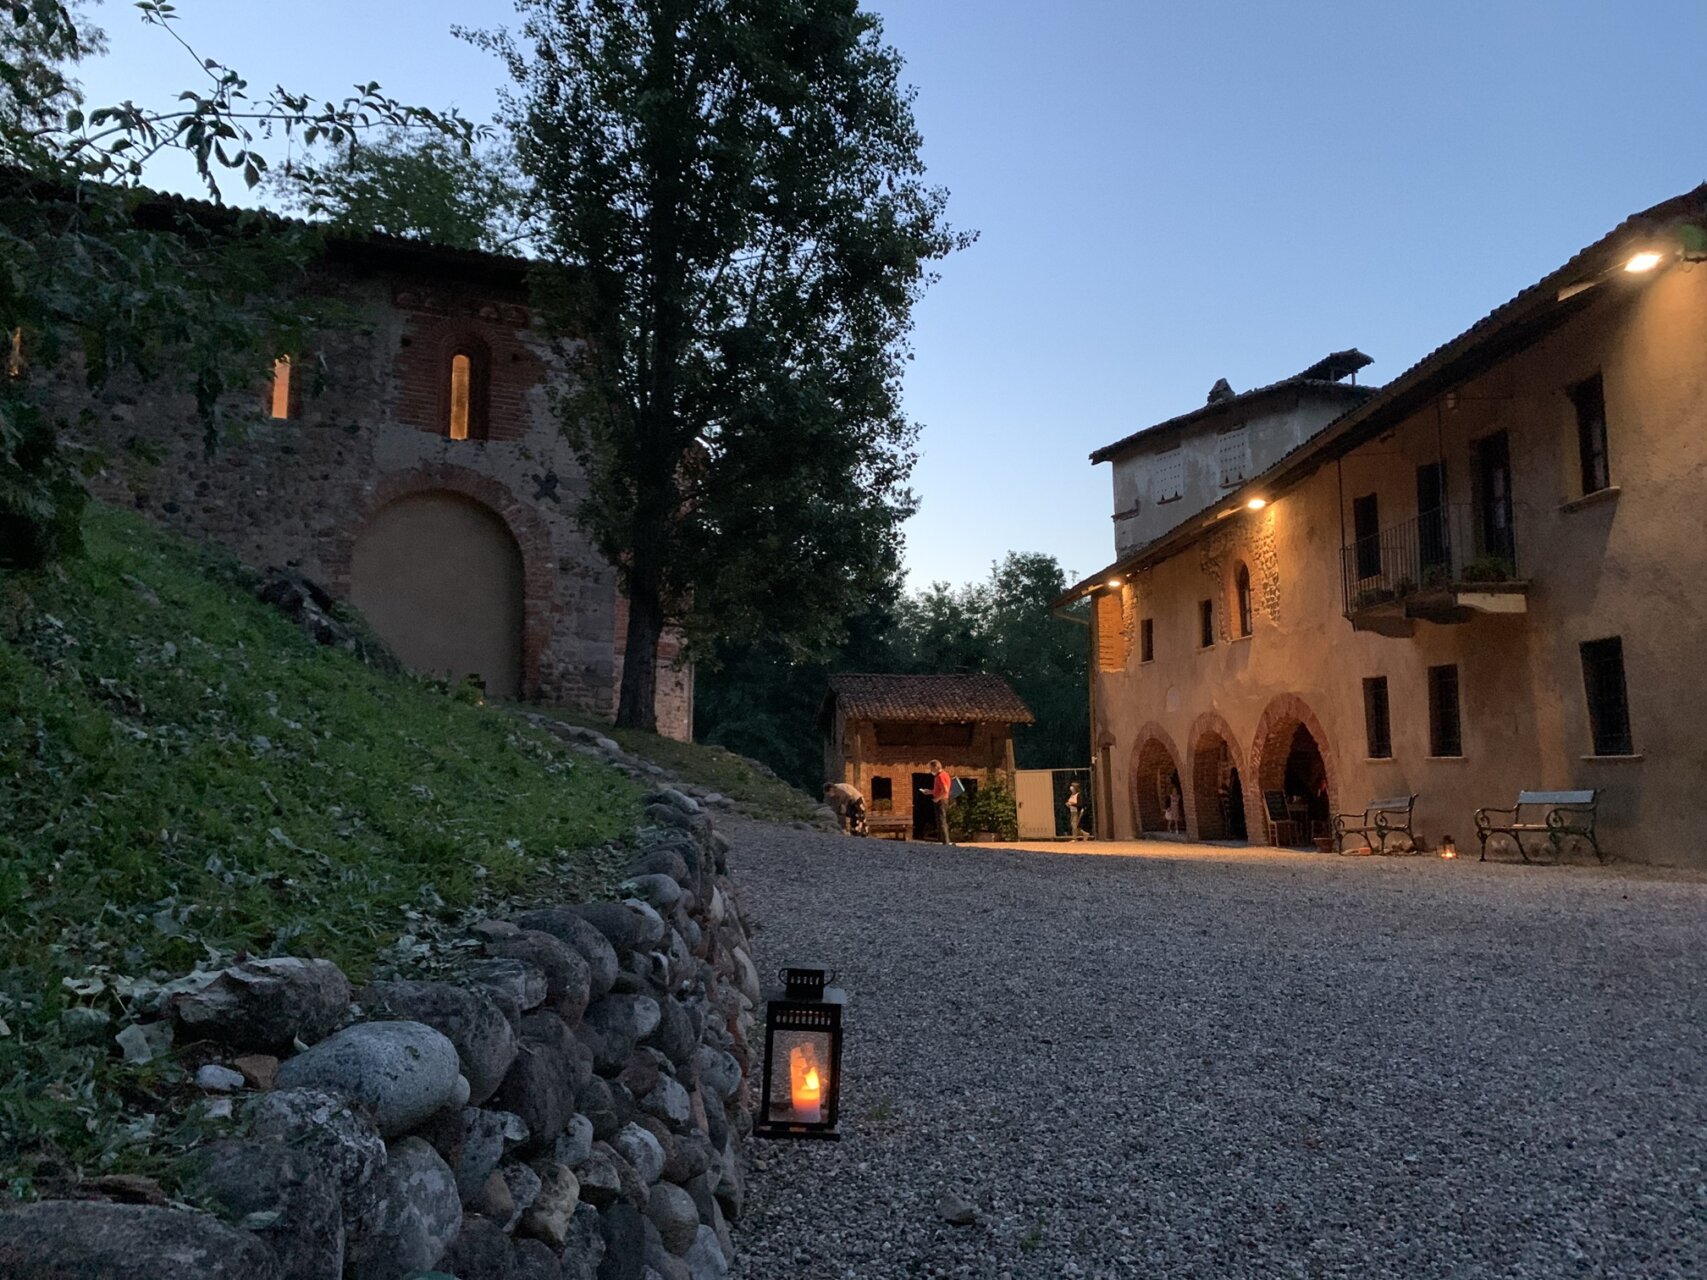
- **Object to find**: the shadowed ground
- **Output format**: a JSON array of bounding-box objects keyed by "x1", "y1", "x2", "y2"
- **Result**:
[{"x1": 728, "y1": 823, "x2": 1707, "y2": 1279}]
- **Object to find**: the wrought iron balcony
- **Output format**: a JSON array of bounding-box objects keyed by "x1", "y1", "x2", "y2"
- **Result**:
[{"x1": 1342, "y1": 503, "x2": 1527, "y2": 633}]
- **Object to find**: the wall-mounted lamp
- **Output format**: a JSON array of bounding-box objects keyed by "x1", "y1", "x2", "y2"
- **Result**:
[
  {"x1": 1245, "y1": 498, "x2": 1267, "y2": 511},
  {"x1": 1624, "y1": 250, "x2": 1665, "y2": 274},
  {"x1": 1104, "y1": 577, "x2": 1123, "y2": 589}
]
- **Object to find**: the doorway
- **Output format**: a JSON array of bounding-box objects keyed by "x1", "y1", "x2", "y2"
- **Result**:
[
  {"x1": 911, "y1": 772, "x2": 934, "y2": 840},
  {"x1": 1416, "y1": 461, "x2": 1449, "y2": 576},
  {"x1": 1472, "y1": 431, "x2": 1515, "y2": 568},
  {"x1": 1282, "y1": 724, "x2": 1330, "y2": 843}
]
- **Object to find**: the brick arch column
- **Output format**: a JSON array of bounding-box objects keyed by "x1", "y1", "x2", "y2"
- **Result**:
[
  {"x1": 333, "y1": 464, "x2": 558, "y2": 699},
  {"x1": 1247, "y1": 693, "x2": 1338, "y2": 845},
  {"x1": 1185, "y1": 710, "x2": 1248, "y2": 842},
  {"x1": 1129, "y1": 721, "x2": 1184, "y2": 835}
]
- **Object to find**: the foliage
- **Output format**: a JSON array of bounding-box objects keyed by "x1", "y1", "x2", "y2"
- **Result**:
[
  {"x1": 950, "y1": 780, "x2": 1018, "y2": 841},
  {"x1": 1, "y1": 0, "x2": 483, "y2": 567},
  {"x1": 275, "y1": 129, "x2": 531, "y2": 254},
  {"x1": 465, "y1": 0, "x2": 971, "y2": 730},
  {"x1": 696, "y1": 553, "x2": 1090, "y2": 792},
  {"x1": 1460, "y1": 553, "x2": 1515, "y2": 583},
  {"x1": 0, "y1": 504, "x2": 641, "y2": 1192}
]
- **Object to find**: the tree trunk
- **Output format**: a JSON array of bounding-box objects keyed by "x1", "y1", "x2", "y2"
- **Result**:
[{"x1": 616, "y1": 571, "x2": 664, "y2": 732}]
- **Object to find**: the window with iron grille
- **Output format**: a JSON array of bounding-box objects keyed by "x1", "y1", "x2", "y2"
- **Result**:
[
  {"x1": 1234, "y1": 563, "x2": 1253, "y2": 637},
  {"x1": 1428, "y1": 664, "x2": 1462, "y2": 757},
  {"x1": 1580, "y1": 636, "x2": 1633, "y2": 755},
  {"x1": 1363, "y1": 676, "x2": 1392, "y2": 759},
  {"x1": 1570, "y1": 373, "x2": 1611, "y2": 496},
  {"x1": 1139, "y1": 617, "x2": 1155, "y2": 663},
  {"x1": 1198, "y1": 599, "x2": 1214, "y2": 648}
]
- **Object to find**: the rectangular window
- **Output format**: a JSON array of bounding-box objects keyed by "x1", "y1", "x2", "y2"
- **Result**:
[
  {"x1": 1428, "y1": 664, "x2": 1462, "y2": 757},
  {"x1": 1198, "y1": 599, "x2": 1214, "y2": 648},
  {"x1": 1580, "y1": 636, "x2": 1633, "y2": 755},
  {"x1": 1217, "y1": 425, "x2": 1249, "y2": 488},
  {"x1": 1095, "y1": 590, "x2": 1128, "y2": 672},
  {"x1": 1352, "y1": 493, "x2": 1381, "y2": 580},
  {"x1": 869, "y1": 776, "x2": 893, "y2": 811},
  {"x1": 1153, "y1": 448, "x2": 1184, "y2": 503},
  {"x1": 1363, "y1": 676, "x2": 1392, "y2": 759},
  {"x1": 1570, "y1": 373, "x2": 1610, "y2": 495},
  {"x1": 1140, "y1": 617, "x2": 1155, "y2": 663}
]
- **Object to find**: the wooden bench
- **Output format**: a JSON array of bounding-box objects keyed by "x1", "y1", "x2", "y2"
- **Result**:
[
  {"x1": 865, "y1": 813, "x2": 912, "y2": 841},
  {"x1": 1333, "y1": 794, "x2": 1418, "y2": 855},
  {"x1": 1474, "y1": 789, "x2": 1603, "y2": 863}
]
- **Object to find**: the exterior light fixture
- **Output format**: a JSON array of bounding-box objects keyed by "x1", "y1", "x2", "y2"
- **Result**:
[
  {"x1": 1246, "y1": 498, "x2": 1268, "y2": 511},
  {"x1": 1440, "y1": 834, "x2": 1458, "y2": 859},
  {"x1": 1624, "y1": 251, "x2": 1664, "y2": 274},
  {"x1": 1105, "y1": 578, "x2": 1123, "y2": 589},
  {"x1": 755, "y1": 965, "x2": 845, "y2": 1141}
]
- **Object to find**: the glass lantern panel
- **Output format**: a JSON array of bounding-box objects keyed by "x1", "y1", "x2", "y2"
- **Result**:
[{"x1": 766, "y1": 1026, "x2": 835, "y2": 1126}]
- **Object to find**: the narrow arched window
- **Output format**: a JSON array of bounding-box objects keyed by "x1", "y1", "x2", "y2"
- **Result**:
[
  {"x1": 8, "y1": 327, "x2": 26, "y2": 379},
  {"x1": 444, "y1": 341, "x2": 490, "y2": 441},
  {"x1": 269, "y1": 355, "x2": 292, "y2": 420},
  {"x1": 1235, "y1": 563, "x2": 1253, "y2": 637}
]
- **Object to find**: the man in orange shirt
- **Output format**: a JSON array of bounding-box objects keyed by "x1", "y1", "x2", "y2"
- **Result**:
[{"x1": 920, "y1": 758, "x2": 953, "y2": 846}]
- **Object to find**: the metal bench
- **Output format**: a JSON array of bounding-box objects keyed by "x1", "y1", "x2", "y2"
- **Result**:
[
  {"x1": 1474, "y1": 789, "x2": 1602, "y2": 863},
  {"x1": 1334, "y1": 794, "x2": 1419, "y2": 855}
]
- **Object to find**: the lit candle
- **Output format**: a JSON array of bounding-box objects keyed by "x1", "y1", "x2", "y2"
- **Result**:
[{"x1": 789, "y1": 1045, "x2": 824, "y2": 1124}]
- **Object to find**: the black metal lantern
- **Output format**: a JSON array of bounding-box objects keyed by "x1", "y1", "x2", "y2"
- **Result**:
[{"x1": 754, "y1": 965, "x2": 845, "y2": 1141}]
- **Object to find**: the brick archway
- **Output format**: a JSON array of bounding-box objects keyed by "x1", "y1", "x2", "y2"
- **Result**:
[
  {"x1": 333, "y1": 464, "x2": 558, "y2": 699},
  {"x1": 1248, "y1": 693, "x2": 1338, "y2": 845},
  {"x1": 1130, "y1": 721, "x2": 1184, "y2": 835},
  {"x1": 1186, "y1": 710, "x2": 1249, "y2": 842}
]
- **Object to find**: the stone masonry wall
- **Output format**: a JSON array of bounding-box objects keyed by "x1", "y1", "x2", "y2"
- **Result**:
[
  {"x1": 69, "y1": 250, "x2": 692, "y2": 740},
  {"x1": 0, "y1": 784, "x2": 760, "y2": 1280}
]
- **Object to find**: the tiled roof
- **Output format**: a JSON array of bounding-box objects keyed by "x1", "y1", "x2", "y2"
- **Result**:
[
  {"x1": 1060, "y1": 183, "x2": 1707, "y2": 605},
  {"x1": 825, "y1": 673, "x2": 1035, "y2": 724}
]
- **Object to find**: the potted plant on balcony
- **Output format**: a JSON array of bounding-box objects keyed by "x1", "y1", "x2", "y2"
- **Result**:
[{"x1": 1460, "y1": 554, "x2": 1515, "y2": 583}]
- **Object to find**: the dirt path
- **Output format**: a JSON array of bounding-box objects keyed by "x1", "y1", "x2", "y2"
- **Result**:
[{"x1": 726, "y1": 822, "x2": 1707, "y2": 1279}]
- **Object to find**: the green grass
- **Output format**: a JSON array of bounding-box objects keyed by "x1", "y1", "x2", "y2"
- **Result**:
[
  {"x1": 0, "y1": 505, "x2": 644, "y2": 1191},
  {"x1": 530, "y1": 708, "x2": 823, "y2": 824}
]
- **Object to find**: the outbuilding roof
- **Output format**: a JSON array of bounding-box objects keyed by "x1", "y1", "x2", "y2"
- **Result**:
[{"x1": 824, "y1": 673, "x2": 1035, "y2": 725}]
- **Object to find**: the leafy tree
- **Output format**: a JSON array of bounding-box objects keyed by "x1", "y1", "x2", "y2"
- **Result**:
[
  {"x1": 467, "y1": 0, "x2": 971, "y2": 730},
  {"x1": 277, "y1": 130, "x2": 530, "y2": 254},
  {"x1": 1, "y1": 0, "x2": 482, "y2": 566}
]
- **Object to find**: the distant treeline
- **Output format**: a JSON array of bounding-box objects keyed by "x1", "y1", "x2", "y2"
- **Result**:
[{"x1": 694, "y1": 552, "x2": 1090, "y2": 793}]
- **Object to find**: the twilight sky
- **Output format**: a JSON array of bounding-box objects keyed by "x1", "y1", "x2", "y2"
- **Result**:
[{"x1": 77, "y1": 0, "x2": 1707, "y2": 589}]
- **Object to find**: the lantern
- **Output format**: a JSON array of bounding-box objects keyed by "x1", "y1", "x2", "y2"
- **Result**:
[
  {"x1": 1440, "y1": 834, "x2": 1458, "y2": 859},
  {"x1": 754, "y1": 965, "x2": 845, "y2": 1141}
]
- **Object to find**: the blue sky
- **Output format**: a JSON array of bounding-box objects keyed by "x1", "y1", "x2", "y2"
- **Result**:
[{"x1": 77, "y1": 0, "x2": 1707, "y2": 588}]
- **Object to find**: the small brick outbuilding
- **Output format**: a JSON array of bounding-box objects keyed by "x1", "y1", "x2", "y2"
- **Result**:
[{"x1": 820, "y1": 674, "x2": 1034, "y2": 837}]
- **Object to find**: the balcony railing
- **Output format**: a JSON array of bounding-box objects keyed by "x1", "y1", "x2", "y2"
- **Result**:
[{"x1": 1342, "y1": 503, "x2": 1523, "y2": 623}]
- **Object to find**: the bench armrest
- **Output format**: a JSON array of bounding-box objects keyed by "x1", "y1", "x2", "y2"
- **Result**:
[{"x1": 1474, "y1": 805, "x2": 1515, "y2": 833}]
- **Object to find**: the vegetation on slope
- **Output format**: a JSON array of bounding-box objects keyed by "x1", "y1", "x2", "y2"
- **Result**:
[{"x1": 0, "y1": 506, "x2": 641, "y2": 1191}]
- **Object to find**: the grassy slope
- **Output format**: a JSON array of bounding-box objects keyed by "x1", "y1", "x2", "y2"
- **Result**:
[
  {"x1": 0, "y1": 506, "x2": 642, "y2": 1189},
  {"x1": 533, "y1": 709, "x2": 823, "y2": 824}
]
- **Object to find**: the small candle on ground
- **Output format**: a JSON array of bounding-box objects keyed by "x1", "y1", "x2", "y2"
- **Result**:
[{"x1": 789, "y1": 1045, "x2": 824, "y2": 1124}]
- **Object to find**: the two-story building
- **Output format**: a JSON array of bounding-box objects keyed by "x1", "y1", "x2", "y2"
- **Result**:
[{"x1": 1059, "y1": 185, "x2": 1707, "y2": 866}]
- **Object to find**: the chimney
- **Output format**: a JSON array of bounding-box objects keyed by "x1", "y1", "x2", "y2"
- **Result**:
[{"x1": 1206, "y1": 377, "x2": 1235, "y2": 404}]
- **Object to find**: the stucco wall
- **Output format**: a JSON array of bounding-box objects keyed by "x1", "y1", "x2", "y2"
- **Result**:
[
  {"x1": 73, "y1": 257, "x2": 693, "y2": 741},
  {"x1": 1108, "y1": 390, "x2": 1359, "y2": 557},
  {"x1": 1090, "y1": 263, "x2": 1707, "y2": 865}
]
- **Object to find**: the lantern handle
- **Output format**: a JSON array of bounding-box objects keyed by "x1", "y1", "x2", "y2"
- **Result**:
[{"x1": 778, "y1": 967, "x2": 837, "y2": 985}]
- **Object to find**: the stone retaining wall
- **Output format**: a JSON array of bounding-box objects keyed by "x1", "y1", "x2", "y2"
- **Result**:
[{"x1": 0, "y1": 788, "x2": 761, "y2": 1280}]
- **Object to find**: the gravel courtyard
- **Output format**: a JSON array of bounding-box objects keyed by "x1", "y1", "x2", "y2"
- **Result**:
[{"x1": 726, "y1": 823, "x2": 1707, "y2": 1279}]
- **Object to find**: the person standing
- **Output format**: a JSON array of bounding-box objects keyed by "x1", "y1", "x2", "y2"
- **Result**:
[
  {"x1": 919, "y1": 758, "x2": 953, "y2": 846},
  {"x1": 1066, "y1": 780, "x2": 1089, "y2": 841}
]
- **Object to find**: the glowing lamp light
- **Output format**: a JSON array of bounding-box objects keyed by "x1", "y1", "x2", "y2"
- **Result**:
[
  {"x1": 1624, "y1": 251, "x2": 1664, "y2": 274},
  {"x1": 1105, "y1": 578, "x2": 1123, "y2": 589},
  {"x1": 1440, "y1": 834, "x2": 1458, "y2": 859},
  {"x1": 756, "y1": 965, "x2": 845, "y2": 1141},
  {"x1": 1246, "y1": 498, "x2": 1268, "y2": 511}
]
